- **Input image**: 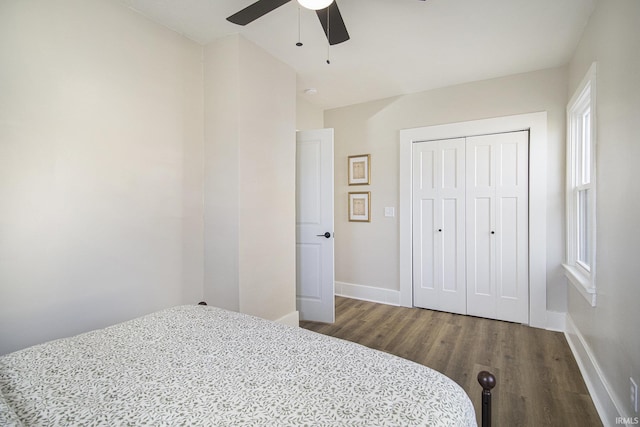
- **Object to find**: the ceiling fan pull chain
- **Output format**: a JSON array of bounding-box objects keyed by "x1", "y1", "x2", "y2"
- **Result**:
[
  {"x1": 296, "y1": 5, "x2": 303, "y2": 47},
  {"x1": 326, "y1": 7, "x2": 331, "y2": 64}
]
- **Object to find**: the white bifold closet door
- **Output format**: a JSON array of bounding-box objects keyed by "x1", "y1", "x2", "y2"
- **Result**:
[
  {"x1": 412, "y1": 131, "x2": 529, "y2": 324},
  {"x1": 412, "y1": 138, "x2": 467, "y2": 315},
  {"x1": 465, "y1": 131, "x2": 528, "y2": 323}
]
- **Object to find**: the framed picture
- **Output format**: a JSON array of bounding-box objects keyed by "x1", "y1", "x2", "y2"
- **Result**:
[
  {"x1": 348, "y1": 192, "x2": 371, "y2": 222},
  {"x1": 348, "y1": 154, "x2": 370, "y2": 185}
]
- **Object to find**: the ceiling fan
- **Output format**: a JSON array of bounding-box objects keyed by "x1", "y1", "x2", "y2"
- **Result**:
[
  {"x1": 226, "y1": 0, "x2": 348, "y2": 46},
  {"x1": 227, "y1": 0, "x2": 427, "y2": 47}
]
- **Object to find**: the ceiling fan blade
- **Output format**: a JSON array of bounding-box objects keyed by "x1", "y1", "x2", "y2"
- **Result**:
[
  {"x1": 316, "y1": 2, "x2": 350, "y2": 45},
  {"x1": 227, "y1": 0, "x2": 292, "y2": 25}
]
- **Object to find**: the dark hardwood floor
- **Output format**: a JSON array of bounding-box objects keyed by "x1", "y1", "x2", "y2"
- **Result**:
[{"x1": 300, "y1": 297, "x2": 602, "y2": 427}]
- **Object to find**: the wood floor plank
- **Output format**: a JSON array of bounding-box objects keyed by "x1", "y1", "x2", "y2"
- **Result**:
[{"x1": 300, "y1": 297, "x2": 602, "y2": 426}]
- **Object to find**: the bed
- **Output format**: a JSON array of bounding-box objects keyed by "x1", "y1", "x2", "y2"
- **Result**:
[{"x1": 0, "y1": 303, "x2": 493, "y2": 426}]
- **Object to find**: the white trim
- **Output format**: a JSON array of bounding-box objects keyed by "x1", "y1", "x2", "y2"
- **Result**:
[
  {"x1": 565, "y1": 62, "x2": 597, "y2": 306},
  {"x1": 563, "y1": 263, "x2": 597, "y2": 306},
  {"x1": 565, "y1": 314, "x2": 626, "y2": 427},
  {"x1": 399, "y1": 112, "x2": 548, "y2": 328},
  {"x1": 335, "y1": 281, "x2": 401, "y2": 306},
  {"x1": 399, "y1": 134, "x2": 414, "y2": 308},
  {"x1": 568, "y1": 62, "x2": 598, "y2": 108},
  {"x1": 275, "y1": 310, "x2": 300, "y2": 327}
]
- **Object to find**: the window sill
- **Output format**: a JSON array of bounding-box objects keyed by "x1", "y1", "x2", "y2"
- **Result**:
[{"x1": 563, "y1": 263, "x2": 596, "y2": 307}]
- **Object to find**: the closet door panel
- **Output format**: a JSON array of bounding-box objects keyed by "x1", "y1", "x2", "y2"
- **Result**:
[
  {"x1": 471, "y1": 144, "x2": 493, "y2": 189},
  {"x1": 441, "y1": 198, "x2": 460, "y2": 292},
  {"x1": 442, "y1": 147, "x2": 460, "y2": 189},
  {"x1": 497, "y1": 196, "x2": 518, "y2": 299},
  {"x1": 413, "y1": 139, "x2": 466, "y2": 315},
  {"x1": 413, "y1": 143, "x2": 439, "y2": 308},
  {"x1": 466, "y1": 136, "x2": 495, "y2": 319},
  {"x1": 494, "y1": 132, "x2": 529, "y2": 323},
  {"x1": 439, "y1": 141, "x2": 466, "y2": 314},
  {"x1": 467, "y1": 131, "x2": 529, "y2": 323},
  {"x1": 469, "y1": 197, "x2": 494, "y2": 297},
  {"x1": 416, "y1": 199, "x2": 436, "y2": 292}
]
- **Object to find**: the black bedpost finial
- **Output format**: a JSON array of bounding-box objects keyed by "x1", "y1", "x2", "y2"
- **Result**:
[
  {"x1": 197, "y1": 301, "x2": 207, "y2": 306},
  {"x1": 477, "y1": 371, "x2": 496, "y2": 427}
]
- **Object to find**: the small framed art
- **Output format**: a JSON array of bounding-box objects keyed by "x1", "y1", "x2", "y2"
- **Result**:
[
  {"x1": 348, "y1": 192, "x2": 371, "y2": 222},
  {"x1": 348, "y1": 154, "x2": 370, "y2": 185}
]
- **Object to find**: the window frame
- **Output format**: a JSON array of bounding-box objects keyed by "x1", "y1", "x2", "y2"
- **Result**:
[{"x1": 564, "y1": 62, "x2": 597, "y2": 306}]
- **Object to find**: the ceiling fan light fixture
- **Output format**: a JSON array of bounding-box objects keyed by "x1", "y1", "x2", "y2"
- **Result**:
[{"x1": 297, "y1": 0, "x2": 333, "y2": 11}]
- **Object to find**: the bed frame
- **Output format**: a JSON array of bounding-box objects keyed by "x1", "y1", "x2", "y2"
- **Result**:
[
  {"x1": 197, "y1": 302, "x2": 496, "y2": 427},
  {"x1": 478, "y1": 371, "x2": 496, "y2": 427}
]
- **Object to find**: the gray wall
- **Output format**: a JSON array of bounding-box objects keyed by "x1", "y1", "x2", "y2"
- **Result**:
[
  {"x1": 0, "y1": 3, "x2": 299, "y2": 355},
  {"x1": 567, "y1": 0, "x2": 640, "y2": 418},
  {"x1": 203, "y1": 35, "x2": 298, "y2": 322},
  {"x1": 0, "y1": 0, "x2": 204, "y2": 355}
]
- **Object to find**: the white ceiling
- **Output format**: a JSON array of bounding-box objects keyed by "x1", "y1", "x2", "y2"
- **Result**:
[{"x1": 119, "y1": 0, "x2": 596, "y2": 110}]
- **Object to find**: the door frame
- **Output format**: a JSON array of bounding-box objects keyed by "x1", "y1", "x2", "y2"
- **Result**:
[{"x1": 399, "y1": 112, "x2": 548, "y2": 328}]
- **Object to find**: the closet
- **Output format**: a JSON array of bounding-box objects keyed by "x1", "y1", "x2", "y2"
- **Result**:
[{"x1": 412, "y1": 131, "x2": 529, "y2": 323}]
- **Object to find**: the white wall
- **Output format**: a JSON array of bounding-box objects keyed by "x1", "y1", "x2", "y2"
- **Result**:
[
  {"x1": 0, "y1": 0, "x2": 204, "y2": 355},
  {"x1": 325, "y1": 67, "x2": 568, "y2": 312},
  {"x1": 203, "y1": 35, "x2": 298, "y2": 322},
  {"x1": 566, "y1": 0, "x2": 640, "y2": 421},
  {"x1": 203, "y1": 36, "x2": 240, "y2": 311},
  {"x1": 296, "y1": 96, "x2": 324, "y2": 131}
]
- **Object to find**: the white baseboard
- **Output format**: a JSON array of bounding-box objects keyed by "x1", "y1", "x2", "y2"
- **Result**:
[
  {"x1": 546, "y1": 310, "x2": 566, "y2": 332},
  {"x1": 335, "y1": 281, "x2": 401, "y2": 306},
  {"x1": 275, "y1": 310, "x2": 300, "y2": 328},
  {"x1": 565, "y1": 314, "x2": 625, "y2": 427}
]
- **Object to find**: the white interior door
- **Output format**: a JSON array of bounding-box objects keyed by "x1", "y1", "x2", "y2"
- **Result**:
[
  {"x1": 412, "y1": 138, "x2": 466, "y2": 315},
  {"x1": 296, "y1": 129, "x2": 335, "y2": 323},
  {"x1": 466, "y1": 131, "x2": 529, "y2": 323}
]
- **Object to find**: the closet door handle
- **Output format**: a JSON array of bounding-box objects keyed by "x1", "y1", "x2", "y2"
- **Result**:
[{"x1": 316, "y1": 232, "x2": 331, "y2": 238}]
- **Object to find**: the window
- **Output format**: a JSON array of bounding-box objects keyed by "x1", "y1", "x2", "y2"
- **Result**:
[{"x1": 564, "y1": 62, "x2": 597, "y2": 306}]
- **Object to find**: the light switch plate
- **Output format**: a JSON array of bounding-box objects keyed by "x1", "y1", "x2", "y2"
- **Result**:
[{"x1": 384, "y1": 207, "x2": 395, "y2": 217}]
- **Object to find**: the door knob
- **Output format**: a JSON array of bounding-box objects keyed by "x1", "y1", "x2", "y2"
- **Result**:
[{"x1": 316, "y1": 232, "x2": 331, "y2": 238}]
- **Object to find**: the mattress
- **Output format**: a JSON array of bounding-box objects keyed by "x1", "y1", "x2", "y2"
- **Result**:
[{"x1": 0, "y1": 305, "x2": 476, "y2": 426}]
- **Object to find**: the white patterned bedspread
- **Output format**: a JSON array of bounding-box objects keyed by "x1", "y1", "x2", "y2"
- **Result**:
[{"x1": 0, "y1": 305, "x2": 476, "y2": 426}]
